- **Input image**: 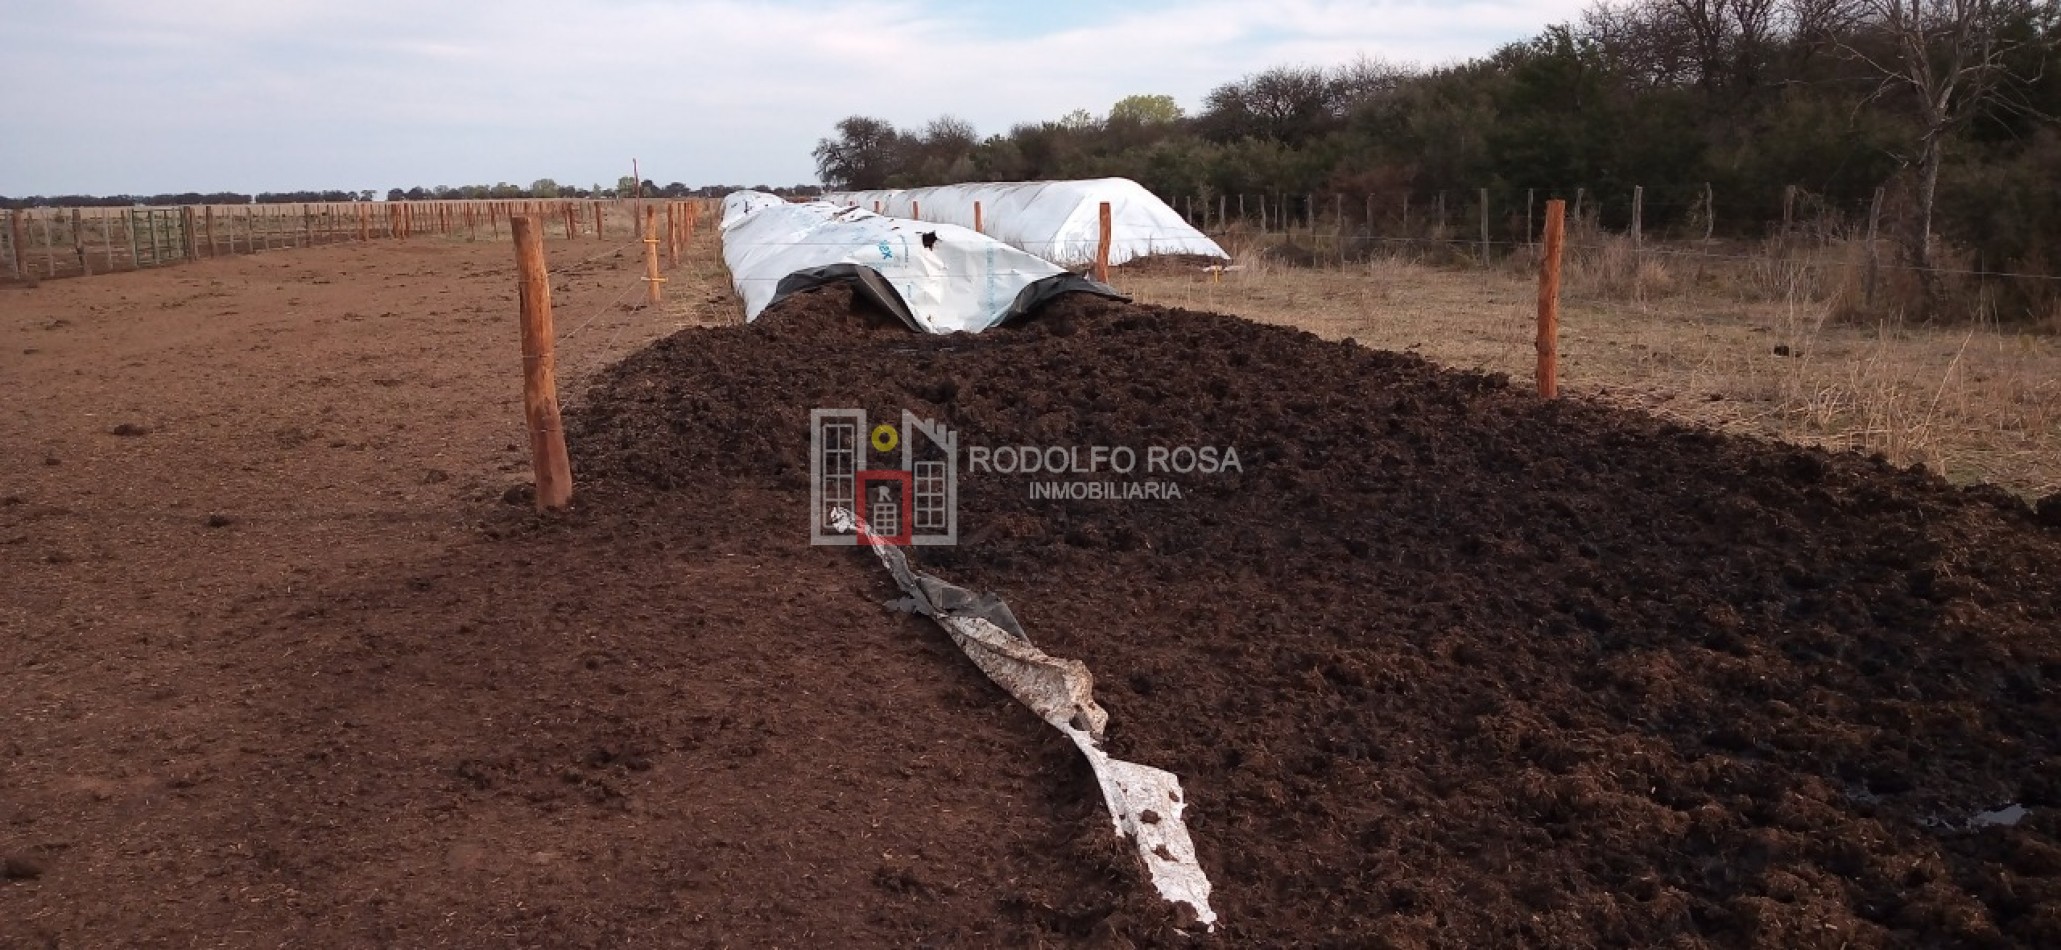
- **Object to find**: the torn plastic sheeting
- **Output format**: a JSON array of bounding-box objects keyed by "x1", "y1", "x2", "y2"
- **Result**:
[
  {"x1": 719, "y1": 191, "x2": 1121, "y2": 334},
  {"x1": 828, "y1": 507, "x2": 1218, "y2": 930},
  {"x1": 821, "y1": 178, "x2": 1229, "y2": 268}
]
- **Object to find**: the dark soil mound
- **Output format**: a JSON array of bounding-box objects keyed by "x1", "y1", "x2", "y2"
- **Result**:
[{"x1": 568, "y1": 288, "x2": 2061, "y2": 946}]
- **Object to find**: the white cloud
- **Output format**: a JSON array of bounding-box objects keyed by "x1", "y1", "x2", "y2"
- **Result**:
[{"x1": 0, "y1": 0, "x2": 1589, "y2": 194}]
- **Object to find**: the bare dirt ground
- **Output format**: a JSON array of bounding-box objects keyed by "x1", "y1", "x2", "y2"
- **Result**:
[
  {"x1": 0, "y1": 233, "x2": 739, "y2": 945},
  {"x1": 2, "y1": 232, "x2": 707, "y2": 660}
]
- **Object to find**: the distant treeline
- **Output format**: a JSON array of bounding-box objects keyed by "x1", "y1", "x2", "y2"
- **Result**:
[
  {"x1": 0, "y1": 179, "x2": 818, "y2": 210},
  {"x1": 1, "y1": 191, "x2": 366, "y2": 208},
  {"x1": 814, "y1": 0, "x2": 2060, "y2": 317}
]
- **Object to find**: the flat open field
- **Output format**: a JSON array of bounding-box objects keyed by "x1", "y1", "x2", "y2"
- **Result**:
[
  {"x1": 1125, "y1": 256, "x2": 2061, "y2": 499},
  {"x1": 4, "y1": 233, "x2": 2060, "y2": 946}
]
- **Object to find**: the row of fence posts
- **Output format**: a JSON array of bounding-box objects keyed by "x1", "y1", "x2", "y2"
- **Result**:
[
  {"x1": 1165, "y1": 185, "x2": 1905, "y2": 310},
  {"x1": 1165, "y1": 194, "x2": 1569, "y2": 398},
  {"x1": 512, "y1": 200, "x2": 706, "y2": 511},
  {"x1": 1159, "y1": 189, "x2": 1614, "y2": 251},
  {"x1": 1164, "y1": 194, "x2": 1573, "y2": 398},
  {"x1": 1164, "y1": 184, "x2": 1882, "y2": 248},
  {"x1": 1064, "y1": 197, "x2": 1569, "y2": 401},
  {"x1": 858, "y1": 186, "x2": 1684, "y2": 270},
  {"x1": 11, "y1": 188, "x2": 1568, "y2": 511},
  {"x1": 0, "y1": 199, "x2": 680, "y2": 283},
  {"x1": 868, "y1": 196, "x2": 1118, "y2": 285}
]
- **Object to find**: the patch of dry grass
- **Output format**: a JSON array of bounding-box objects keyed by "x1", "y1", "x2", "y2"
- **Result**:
[{"x1": 1119, "y1": 251, "x2": 2061, "y2": 499}]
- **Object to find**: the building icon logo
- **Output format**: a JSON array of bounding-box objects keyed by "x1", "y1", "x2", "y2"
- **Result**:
[{"x1": 810, "y1": 409, "x2": 957, "y2": 546}]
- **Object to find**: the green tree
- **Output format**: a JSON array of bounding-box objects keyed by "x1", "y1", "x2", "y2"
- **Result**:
[
  {"x1": 1110, "y1": 94, "x2": 1185, "y2": 124},
  {"x1": 813, "y1": 116, "x2": 907, "y2": 189}
]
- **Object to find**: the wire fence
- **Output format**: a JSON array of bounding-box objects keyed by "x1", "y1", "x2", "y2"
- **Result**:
[{"x1": 0, "y1": 198, "x2": 687, "y2": 283}]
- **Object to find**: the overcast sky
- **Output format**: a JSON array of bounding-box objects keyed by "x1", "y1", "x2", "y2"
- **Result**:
[{"x1": 0, "y1": 0, "x2": 1589, "y2": 196}]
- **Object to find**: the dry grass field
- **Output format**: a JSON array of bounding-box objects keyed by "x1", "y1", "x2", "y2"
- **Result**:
[{"x1": 1124, "y1": 248, "x2": 2061, "y2": 499}]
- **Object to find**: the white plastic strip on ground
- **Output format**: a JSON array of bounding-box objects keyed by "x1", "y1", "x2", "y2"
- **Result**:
[
  {"x1": 829, "y1": 507, "x2": 1218, "y2": 930},
  {"x1": 720, "y1": 191, "x2": 1084, "y2": 334},
  {"x1": 821, "y1": 179, "x2": 1228, "y2": 268}
]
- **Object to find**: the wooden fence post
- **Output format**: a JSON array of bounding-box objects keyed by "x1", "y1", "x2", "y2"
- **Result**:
[
  {"x1": 973, "y1": 200, "x2": 983, "y2": 234},
  {"x1": 206, "y1": 206, "x2": 218, "y2": 257},
  {"x1": 1537, "y1": 199, "x2": 1566, "y2": 399},
  {"x1": 912, "y1": 200, "x2": 921, "y2": 221},
  {"x1": 73, "y1": 209, "x2": 89, "y2": 276},
  {"x1": 665, "y1": 203, "x2": 678, "y2": 267},
  {"x1": 510, "y1": 216, "x2": 573, "y2": 511},
  {"x1": 1702, "y1": 182, "x2": 1715, "y2": 240},
  {"x1": 7, "y1": 210, "x2": 25, "y2": 279},
  {"x1": 1478, "y1": 187, "x2": 1491, "y2": 264},
  {"x1": 28, "y1": 211, "x2": 45, "y2": 277},
  {"x1": 37, "y1": 212, "x2": 56, "y2": 276},
  {"x1": 125, "y1": 210, "x2": 141, "y2": 269},
  {"x1": 1631, "y1": 185, "x2": 1644, "y2": 249},
  {"x1": 1094, "y1": 201, "x2": 1112, "y2": 284},
  {"x1": 1327, "y1": 193, "x2": 1340, "y2": 262},
  {"x1": 643, "y1": 206, "x2": 663, "y2": 304},
  {"x1": 1865, "y1": 186, "x2": 1885, "y2": 308}
]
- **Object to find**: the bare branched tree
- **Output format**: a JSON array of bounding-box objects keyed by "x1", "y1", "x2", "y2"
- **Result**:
[{"x1": 1846, "y1": 0, "x2": 2036, "y2": 303}]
